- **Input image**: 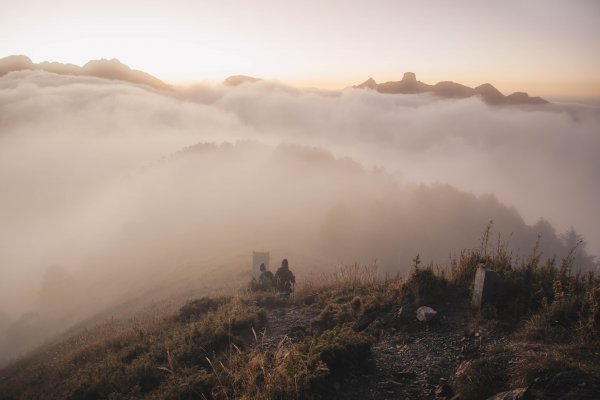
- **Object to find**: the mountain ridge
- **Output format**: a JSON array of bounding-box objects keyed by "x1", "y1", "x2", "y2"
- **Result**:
[
  {"x1": 0, "y1": 55, "x2": 172, "y2": 91},
  {"x1": 355, "y1": 72, "x2": 548, "y2": 105},
  {"x1": 0, "y1": 55, "x2": 548, "y2": 104}
]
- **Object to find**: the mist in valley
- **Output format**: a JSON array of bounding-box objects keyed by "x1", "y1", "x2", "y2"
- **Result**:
[{"x1": 0, "y1": 70, "x2": 598, "y2": 363}]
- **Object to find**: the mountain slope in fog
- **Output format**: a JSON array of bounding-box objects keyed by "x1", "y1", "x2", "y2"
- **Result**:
[
  {"x1": 1, "y1": 141, "x2": 594, "y2": 364},
  {"x1": 355, "y1": 72, "x2": 548, "y2": 105}
]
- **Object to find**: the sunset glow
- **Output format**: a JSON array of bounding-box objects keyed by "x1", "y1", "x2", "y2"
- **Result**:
[
  {"x1": 2, "y1": 2, "x2": 600, "y2": 396},
  {"x1": 2, "y1": 0, "x2": 599, "y2": 98}
]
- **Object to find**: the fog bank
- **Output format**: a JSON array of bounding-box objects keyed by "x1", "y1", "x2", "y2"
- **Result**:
[
  {"x1": 177, "y1": 80, "x2": 600, "y2": 256},
  {"x1": 0, "y1": 71, "x2": 598, "y2": 362}
]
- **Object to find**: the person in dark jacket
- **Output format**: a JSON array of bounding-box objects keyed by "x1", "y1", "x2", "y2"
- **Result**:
[{"x1": 274, "y1": 258, "x2": 296, "y2": 297}]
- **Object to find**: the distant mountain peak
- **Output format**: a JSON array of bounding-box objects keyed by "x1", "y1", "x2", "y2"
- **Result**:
[
  {"x1": 356, "y1": 77, "x2": 378, "y2": 90},
  {"x1": 0, "y1": 55, "x2": 34, "y2": 70},
  {"x1": 83, "y1": 57, "x2": 122, "y2": 66},
  {"x1": 0, "y1": 55, "x2": 171, "y2": 91},
  {"x1": 223, "y1": 75, "x2": 262, "y2": 86},
  {"x1": 473, "y1": 83, "x2": 505, "y2": 104},
  {"x1": 354, "y1": 73, "x2": 549, "y2": 106},
  {"x1": 402, "y1": 72, "x2": 417, "y2": 82},
  {"x1": 506, "y1": 91, "x2": 547, "y2": 105},
  {"x1": 475, "y1": 82, "x2": 497, "y2": 91}
]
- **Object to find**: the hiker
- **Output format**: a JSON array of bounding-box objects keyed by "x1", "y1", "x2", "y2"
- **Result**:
[
  {"x1": 274, "y1": 258, "x2": 295, "y2": 297},
  {"x1": 258, "y1": 263, "x2": 274, "y2": 290}
]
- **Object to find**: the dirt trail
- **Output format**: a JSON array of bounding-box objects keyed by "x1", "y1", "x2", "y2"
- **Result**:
[
  {"x1": 261, "y1": 304, "x2": 319, "y2": 349},
  {"x1": 338, "y1": 304, "x2": 496, "y2": 400},
  {"x1": 262, "y1": 302, "x2": 510, "y2": 400}
]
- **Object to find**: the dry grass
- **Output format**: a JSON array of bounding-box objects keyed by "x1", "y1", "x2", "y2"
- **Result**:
[
  {"x1": 295, "y1": 262, "x2": 382, "y2": 298},
  {"x1": 2, "y1": 228, "x2": 598, "y2": 399}
]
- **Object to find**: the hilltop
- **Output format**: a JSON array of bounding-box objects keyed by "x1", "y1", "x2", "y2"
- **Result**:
[
  {"x1": 354, "y1": 72, "x2": 548, "y2": 105},
  {"x1": 1, "y1": 238, "x2": 598, "y2": 399}
]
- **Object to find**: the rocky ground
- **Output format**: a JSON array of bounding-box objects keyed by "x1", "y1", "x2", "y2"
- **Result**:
[
  {"x1": 261, "y1": 300, "x2": 599, "y2": 400},
  {"x1": 262, "y1": 305, "x2": 320, "y2": 349},
  {"x1": 260, "y1": 301, "x2": 477, "y2": 399},
  {"x1": 347, "y1": 308, "x2": 482, "y2": 400}
]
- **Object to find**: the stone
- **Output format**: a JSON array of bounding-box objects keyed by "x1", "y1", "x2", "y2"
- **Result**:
[
  {"x1": 472, "y1": 266, "x2": 498, "y2": 308},
  {"x1": 416, "y1": 306, "x2": 437, "y2": 322}
]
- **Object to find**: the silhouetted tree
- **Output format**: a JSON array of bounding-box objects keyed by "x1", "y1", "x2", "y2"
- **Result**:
[{"x1": 560, "y1": 227, "x2": 597, "y2": 273}]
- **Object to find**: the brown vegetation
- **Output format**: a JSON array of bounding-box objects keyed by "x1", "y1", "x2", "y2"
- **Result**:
[{"x1": 0, "y1": 232, "x2": 598, "y2": 399}]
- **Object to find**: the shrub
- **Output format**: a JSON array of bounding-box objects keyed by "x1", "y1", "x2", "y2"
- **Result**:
[
  {"x1": 449, "y1": 249, "x2": 481, "y2": 295},
  {"x1": 208, "y1": 326, "x2": 372, "y2": 399},
  {"x1": 401, "y1": 265, "x2": 450, "y2": 306},
  {"x1": 523, "y1": 271, "x2": 600, "y2": 343},
  {"x1": 312, "y1": 303, "x2": 356, "y2": 331},
  {"x1": 301, "y1": 327, "x2": 373, "y2": 376}
]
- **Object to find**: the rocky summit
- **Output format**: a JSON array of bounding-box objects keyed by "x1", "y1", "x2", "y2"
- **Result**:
[{"x1": 354, "y1": 73, "x2": 548, "y2": 105}]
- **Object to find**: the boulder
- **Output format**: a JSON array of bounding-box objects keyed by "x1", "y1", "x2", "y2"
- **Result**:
[
  {"x1": 416, "y1": 306, "x2": 437, "y2": 322},
  {"x1": 472, "y1": 267, "x2": 497, "y2": 308}
]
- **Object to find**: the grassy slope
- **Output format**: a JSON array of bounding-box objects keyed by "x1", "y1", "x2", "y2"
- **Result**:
[{"x1": 1, "y1": 242, "x2": 599, "y2": 400}]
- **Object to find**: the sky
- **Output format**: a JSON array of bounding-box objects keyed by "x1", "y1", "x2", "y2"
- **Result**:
[{"x1": 2, "y1": 0, "x2": 599, "y2": 99}]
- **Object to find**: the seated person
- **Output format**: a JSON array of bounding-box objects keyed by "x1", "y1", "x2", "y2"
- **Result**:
[
  {"x1": 258, "y1": 263, "x2": 274, "y2": 290},
  {"x1": 274, "y1": 258, "x2": 296, "y2": 296}
]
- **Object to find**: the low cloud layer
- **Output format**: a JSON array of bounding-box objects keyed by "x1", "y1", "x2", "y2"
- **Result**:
[
  {"x1": 0, "y1": 71, "x2": 598, "y2": 361},
  {"x1": 178, "y1": 79, "x2": 600, "y2": 254}
]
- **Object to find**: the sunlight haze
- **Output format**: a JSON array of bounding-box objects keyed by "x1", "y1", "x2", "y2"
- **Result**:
[
  {"x1": 2, "y1": 0, "x2": 599, "y2": 98},
  {"x1": 2, "y1": 0, "x2": 600, "y2": 382}
]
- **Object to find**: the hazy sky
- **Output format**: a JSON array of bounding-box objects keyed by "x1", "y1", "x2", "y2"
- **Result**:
[{"x1": 2, "y1": 0, "x2": 599, "y2": 98}]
